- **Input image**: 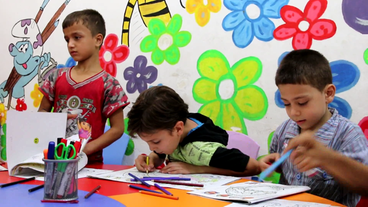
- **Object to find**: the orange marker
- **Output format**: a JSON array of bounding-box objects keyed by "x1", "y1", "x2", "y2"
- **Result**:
[
  {"x1": 43, "y1": 149, "x2": 48, "y2": 159},
  {"x1": 139, "y1": 190, "x2": 179, "y2": 200}
]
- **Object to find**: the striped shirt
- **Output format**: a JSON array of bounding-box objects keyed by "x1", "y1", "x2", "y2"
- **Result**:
[{"x1": 270, "y1": 108, "x2": 368, "y2": 207}]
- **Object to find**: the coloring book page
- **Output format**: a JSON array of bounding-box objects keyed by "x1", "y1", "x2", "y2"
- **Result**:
[
  {"x1": 188, "y1": 181, "x2": 311, "y2": 204},
  {"x1": 88, "y1": 167, "x2": 240, "y2": 190},
  {"x1": 225, "y1": 199, "x2": 332, "y2": 207}
]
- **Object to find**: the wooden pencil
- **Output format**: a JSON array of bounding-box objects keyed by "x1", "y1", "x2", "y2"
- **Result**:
[
  {"x1": 153, "y1": 180, "x2": 204, "y2": 187},
  {"x1": 139, "y1": 190, "x2": 179, "y2": 200}
]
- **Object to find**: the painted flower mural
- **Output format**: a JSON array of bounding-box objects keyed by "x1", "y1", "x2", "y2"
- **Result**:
[
  {"x1": 273, "y1": 0, "x2": 336, "y2": 50},
  {"x1": 15, "y1": 98, "x2": 27, "y2": 111},
  {"x1": 358, "y1": 117, "x2": 368, "y2": 138},
  {"x1": 342, "y1": 0, "x2": 368, "y2": 34},
  {"x1": 186, "y1": 0, "x2": 221, "y2": 27},
  {"x1": 99, "y1": 34, "x2": 130, "y2": 77},
  {"x1": 0, "y1": 103, "x2": 6, "y2": 126},
  {"x1": 222, "y1": 0, "x2": 289, "y2": 48},
  {"x1": 274, "y1": 52, "x2": 360, "y2": 119},
  {"x1": 140, "y1": 14, "x2": 191, "y2": 65},
  {"x1": 1, "y1": 124, "x2": 6, "y2": 160},
  {"x1": 193, "y1": 50, "x2": 268, "y2": 134},
  {"x1": 124, "y1": 56, "x2": 158, "y2": 94},
  {"x1": 30, "y1": 83, "x2": 43, "y2": 107},
  {"x1": 57, "y1": 57, "x2": 76, "y2": 69},
  {"x1": 364, "y1": 49, "x2": 368, "y2": 65}
]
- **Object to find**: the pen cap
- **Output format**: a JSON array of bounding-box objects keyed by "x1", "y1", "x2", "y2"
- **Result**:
[
  {"x1": 47, "y1": 141, "x2": 55, "y2": 160},
  {"x1": 43, "y1": 157, "x2": 80, "y2": 201}
]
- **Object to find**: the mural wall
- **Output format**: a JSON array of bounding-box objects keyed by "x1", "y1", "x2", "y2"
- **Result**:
[{"x1": 0, "y1": 0, "x2": 367, "y2": 165}]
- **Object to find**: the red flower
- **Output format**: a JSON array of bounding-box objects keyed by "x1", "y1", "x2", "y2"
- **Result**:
[
  {"x1": 15, "y1": 98, "x2": 27, "y2": 111},
  {"x1": 273, "y1": 0, "x2": 336, "y2": 50},
  {"x1": 359, "y1": 117, "x2": 368, "y2": 139},
  {"x1": 99, "y1": 34, "x2": 130, "y2": 77}
]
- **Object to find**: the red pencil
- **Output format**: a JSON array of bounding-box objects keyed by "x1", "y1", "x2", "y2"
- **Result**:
[
  {"x1": 153, "y1": 180, "x2": 204, "y2": 187},
  {"x1": 139, "y1": 191, "x2": 179, "y2": 200}
]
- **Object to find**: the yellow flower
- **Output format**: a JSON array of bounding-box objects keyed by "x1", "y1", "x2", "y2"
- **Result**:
[
  {"x1": 186, "y1": 0, "x2": 221, "y2": 27},
  {"x1": 30, "y1": 83, "x2": 43, "y2": 108},
  {"x1": 0, "y1": 103, "x2": 6, "y2": 125}
]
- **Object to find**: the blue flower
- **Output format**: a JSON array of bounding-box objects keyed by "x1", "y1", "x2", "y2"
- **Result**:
[
  {"x1": 222, "y1": 0, "x2": 289, "y2": 48},
  {"x1": 57, "y1": 57, "x2": 76, "y2": 69},
  {"x1": 275, "y1": 52, "x2": 360, "y2": 119}
]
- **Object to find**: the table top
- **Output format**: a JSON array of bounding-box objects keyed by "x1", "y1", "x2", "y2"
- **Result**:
[{"x1": 0, "y1": 163, "x2": 346, "y2": 207}]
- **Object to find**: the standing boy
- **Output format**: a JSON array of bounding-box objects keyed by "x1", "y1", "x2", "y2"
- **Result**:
[
  {"x1": 129, "y1": 86, "x2": 261, "y2": 176},
  {"x1": 260, "y1": 49, "x2": 368, "y2": 207},
  {"x1": 39, "y1": 9, "x2": 129, "y2": 163}
]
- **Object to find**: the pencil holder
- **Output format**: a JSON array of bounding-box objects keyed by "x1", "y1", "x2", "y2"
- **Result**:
[{"x1": 43, "y1": 158, "x2": 79, "y2": 201}]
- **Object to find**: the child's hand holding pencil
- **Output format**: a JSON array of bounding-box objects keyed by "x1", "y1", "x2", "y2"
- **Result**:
[{"x1": 135, "y1": 154, "x2": 156, "y2": 173}]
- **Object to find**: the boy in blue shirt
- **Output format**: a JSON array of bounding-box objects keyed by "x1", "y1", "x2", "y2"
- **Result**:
[
  {"x1": 128, "y1": 86, "x2": 261, "y2": 176},
  {"x1": 260, "y1": 49, "x2": 368, "y2": 207}
]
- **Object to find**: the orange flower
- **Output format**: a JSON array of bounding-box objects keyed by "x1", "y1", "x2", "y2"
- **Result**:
[{"x1": 30, "y1": 83, "x2": 43, "y2": 108}]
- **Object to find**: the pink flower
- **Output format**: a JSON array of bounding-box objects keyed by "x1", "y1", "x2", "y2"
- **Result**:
[
  {"x1": 99, "y1": 34, "x2": 130, "y2": 77},
  {"x1": 273, "y1": 0, "x2": 336, "y2": 50}
]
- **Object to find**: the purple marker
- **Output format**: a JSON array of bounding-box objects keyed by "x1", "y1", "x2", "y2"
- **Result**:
[{"x1": 154, "y1": 183, "x2": 173, "y2": 196}]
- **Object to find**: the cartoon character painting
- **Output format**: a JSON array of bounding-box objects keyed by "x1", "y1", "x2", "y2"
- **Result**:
[{"x1": 0, "y1": 0, "x2": 71, "y2": 109}]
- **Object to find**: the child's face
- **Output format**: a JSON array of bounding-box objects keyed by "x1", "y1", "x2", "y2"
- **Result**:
[
  {"x1": 139, "y1": 129, "x2": 181, "y2": 155},
  {"x1": 278, "y1": 84, "x2": 334, "y2": 132},
  {"x1": 63, "y1": 22, "x2": 99, "y2": 62}
]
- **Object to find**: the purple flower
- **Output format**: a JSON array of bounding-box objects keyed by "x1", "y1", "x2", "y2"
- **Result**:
[{"x1": 124, "y1": 55, "x2": 158, "y2": 94}]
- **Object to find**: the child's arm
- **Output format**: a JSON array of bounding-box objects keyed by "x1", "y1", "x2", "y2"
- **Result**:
[
  {"x1": 82, "y1": 108, "x2": 124, "y2": 155},
  {"x1": 38, "y1": 96, "x2": 53, "y2": 112},
  {"x1": 285, "y1": 131, "x2": 368, "y2": 196},
  {"x1": 135, "y1": 152, "x2": 165, "y2": 172},
  {"x1": 160, "y1": 158, "x2": 261, "y2": 176}
]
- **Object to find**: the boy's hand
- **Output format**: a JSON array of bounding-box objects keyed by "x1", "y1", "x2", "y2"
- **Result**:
[
  {"x1": 67, "y1": 114, "x2": 78, "y2": 119},
  {"x1": 259, "y1": 153, "x2": 281, "y2": 172},
  {"x1": 160, "y1": 162, "x2": 198, "y2": 174},
  {"x1": 135, "y1": 154, "x2": 155, "y2": 172},
  {"x1": 285, "y1": 131, "x2": 329, "y2": 172}
]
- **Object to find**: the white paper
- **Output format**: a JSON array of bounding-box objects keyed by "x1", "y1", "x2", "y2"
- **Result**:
[
  {"x1": 225, "y1": 199, "x2": 332, "y2": 207},
  {"x1": 88, "y1": 167, "x2": 240, "y2": 190},
  {"x1": 189, "y1": 181, "x2": 311, "y2": 204},
  {"x1": 6, "y1": 111, "x2": 67, "y2": 175},
  {"x1": 0, "y1": 165, "x2": 7, "y2": 171}
]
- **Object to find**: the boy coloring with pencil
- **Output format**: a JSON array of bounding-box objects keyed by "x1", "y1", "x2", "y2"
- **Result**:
[
  {"x1": 39, "y1": 9, "x2": 129, "y2": 163},
  {"x1": 129, "y1": 86, "x2": 261, "y2": 176},
  {"x1": 259, "y1": 49, "x2": 368, "y2": 207}
]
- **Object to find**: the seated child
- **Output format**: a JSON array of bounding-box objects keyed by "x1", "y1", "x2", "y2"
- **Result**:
[
  {"x1": 128, "y1": 86, "x2": 261, "y2": 176},
  {"x1": 260, "y1": 49, "x2": 368, "y2": 207},
  {"x1": 38, "y1": 9, "x2": 129, "y2": 163}
]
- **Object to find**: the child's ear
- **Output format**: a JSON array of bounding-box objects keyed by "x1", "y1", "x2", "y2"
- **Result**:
[
  {"x1": 174, "y1": 121, "x2": 184, "y2": 135},
  {"x1": 95, "y1": 34, "x2": 103, "y2": 48},
  {"x1": 324, "y1": 84, "x2": 336, "y2": 103}
]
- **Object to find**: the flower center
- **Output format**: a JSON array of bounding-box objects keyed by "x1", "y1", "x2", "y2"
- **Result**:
[
  {"x1": 136, "y1": 73, "x2": 141, "y2": 78},
  {"x1": 298, "y1": 20, "x2": 310, "y2": 32},
  {"x1": 219, "y1": 79, "x2": 234, "y2": 100},
  {"x1": 203, "y1": 0, "x2": 208, "y2": 5},
  {"x1": 103, "y1": 51, "x2": 112, "y2": 62},
  {"x1": 158, "y1": 33, "x2": 173, "y2": 51},
  {"x1": 245, "y1": 3, "x2": 261, "y2": 20}
]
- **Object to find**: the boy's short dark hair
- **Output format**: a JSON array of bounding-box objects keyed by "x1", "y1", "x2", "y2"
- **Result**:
[
  {"x1": 275, "y1": 49, "x2": 332, "y2": 91},
  {"x1": 62, "y1": 9, "x2": 106, "y2": 39},
  {"x1": 127, "y1": 86, "x2": 189, "y2": 137}
]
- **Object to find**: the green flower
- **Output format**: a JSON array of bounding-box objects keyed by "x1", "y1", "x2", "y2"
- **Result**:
[
  {"x1": 140, "y1": 14, "x2": 191, "y2": 65},
  {"x1": 364, "y1": 48, "x2": 368, "y2": 65},
  {"x1": 124, "y1": 118, "x2": 134, "y2": 156},
  {"x1": 192, "y1": 50, "x2": 268, "y2": 134}
]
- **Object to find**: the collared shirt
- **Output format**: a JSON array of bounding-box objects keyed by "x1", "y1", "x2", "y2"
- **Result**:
[{"x1": 270, "y1": 108, "x2": 368, "y2": 207}]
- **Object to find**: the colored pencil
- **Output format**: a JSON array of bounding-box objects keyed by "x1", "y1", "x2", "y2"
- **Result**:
[
  {"x1": 154, "y1": 183, "x2": 173, "y2": 196},
  {"x1": 132, "y1": 177, "x2": 191, "y2": 181},
  {"x1": 128, "y1": 173, "x2": 151, "y2": 187},
  {"x1": 0, "y1": 177, "x2": 36, "y2": 188},
  {"x1": 84, "y1": 185, "x2": 101, "y2": 199},
  {"x1": 28, "y1": 184, "x2": 44, "y2": 192},
  {"x1": 153, "y1": 180, "x2": 204, "y2": 187},
  {"x1": 259, "y1": 149, "x2": 294, "y2": 181},
  {"x1": 128, "y1": 184, "x2": 162, "y2": 194},
  {"x1": 140, "y1": 190, "x2": 179, "y2": 200}
]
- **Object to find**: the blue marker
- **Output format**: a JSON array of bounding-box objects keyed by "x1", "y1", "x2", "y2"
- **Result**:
[
  {"x1": 47, "y1": 141, "x2": 55, "y2": 160},
  {"x1": 128, "y1": 173, "x2": 151, "y2": 187},
  {"x1": 259, "y1": 149, "x2": 294, "y2": 181}
]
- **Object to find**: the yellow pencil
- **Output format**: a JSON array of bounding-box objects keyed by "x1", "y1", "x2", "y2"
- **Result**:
[{"x1": 146, "y1": 156, "x2": 149, "y2": 176}]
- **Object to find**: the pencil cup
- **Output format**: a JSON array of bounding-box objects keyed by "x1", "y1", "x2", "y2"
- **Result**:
[{"x1": 43, "y1": 158, "x2": 79, "y2": 201}]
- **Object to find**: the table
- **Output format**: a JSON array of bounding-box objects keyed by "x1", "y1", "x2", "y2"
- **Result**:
[{"x1": 0, "y1": 163, "x2": 346, "y2": 207}]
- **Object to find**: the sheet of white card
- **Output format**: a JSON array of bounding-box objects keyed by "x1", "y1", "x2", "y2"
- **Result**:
[
  {"x1": 225, "y1": 199, "x2": 332, "y2": 207},
  {"x1": 6, "y1": 111, "x2": 66, "y2": 175},
  {"x1": 88, "y1": 167, "x2": 240, "y2": 190}
]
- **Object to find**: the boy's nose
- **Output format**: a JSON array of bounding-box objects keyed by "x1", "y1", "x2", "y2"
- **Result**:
[{"x1": 291, "y1": 107, "x2": 300, "y2": 116}]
